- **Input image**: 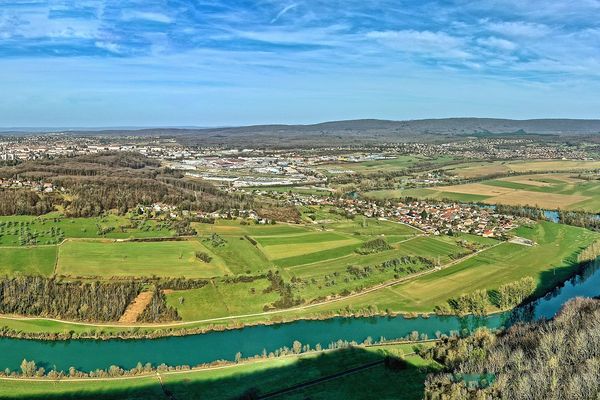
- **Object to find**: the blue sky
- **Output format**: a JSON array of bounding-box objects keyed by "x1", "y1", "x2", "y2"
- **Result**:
[{"x1": 1, "y1": 0, "x2": 599, "y2": 127}]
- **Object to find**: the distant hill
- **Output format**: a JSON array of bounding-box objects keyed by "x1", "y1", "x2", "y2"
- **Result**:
[{"x1": 3, "y1": 118, "x2": 600, "y2": 147}]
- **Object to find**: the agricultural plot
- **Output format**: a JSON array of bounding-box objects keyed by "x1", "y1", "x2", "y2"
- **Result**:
[
  {"x1": 447, "y1": 160, "x2": 600, "y2": 179},
  {"x1": 306, "y1": 222, "x2": 599, "y2": 314},
  {"x1": 165, "y1": 279, "x2": 279, "y2": 320},
  {"x1": 193, "y1": 220, "x2": 311, "y2": 236},
  {"x1": 55, "y1": 239, "x2": 231, "y2": 278},
  {"x1": 317, "y1": 155, "x2": 424, "y2": 174},
  {"x1": 369, "y1": 173, "x2": 600, "y2": 212},
  {"x1": 0, "y1": 246, "x2": 57, "y2": 276},
  {"x1": 259, "y1": 236, "x2": 361, "y2": 261}
]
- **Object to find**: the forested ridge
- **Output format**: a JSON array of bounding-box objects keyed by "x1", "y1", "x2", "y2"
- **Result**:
[{"x1": 424, "y1": 297, "x2": 600, "y2": 400}]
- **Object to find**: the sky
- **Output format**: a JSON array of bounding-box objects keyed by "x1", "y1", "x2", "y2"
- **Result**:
[{"x1": 1, "y1": 0, "x2": 599, "y2": 127}]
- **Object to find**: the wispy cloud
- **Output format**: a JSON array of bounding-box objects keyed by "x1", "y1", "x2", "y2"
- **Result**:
[{"x1": 271, "y1": 3, "x2": 298, "y2": 23}]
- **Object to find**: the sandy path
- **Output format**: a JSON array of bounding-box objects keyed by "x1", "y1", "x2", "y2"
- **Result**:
[{"x1": 118, "y1": 291, "x2": 154, "y2": 323}]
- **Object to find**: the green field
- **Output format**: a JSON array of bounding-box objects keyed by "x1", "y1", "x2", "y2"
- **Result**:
[
  {"x1": 0, "y1": 343, "x2": 439, "y2": 400},
  {"x1": 318, "y1": 155, "x2": 456, "y2": 175},
  {"x1": 56, "y1": 239, "x2": 231, "y2": 278},
  {"x1": 0, "y1": 246, "x2": 57, "y2": 276},
  {"x1": 0, "y1": 214, "x2": 174, "y2": 246},
  {"x1": 299, "y1": 221, "x2": 598, "y2": 313},
  {"x1": 0, "y1": 208, "x2": 596, "y2": 334},
  {"x1": 166, "y1": 279, "x2": 280, "y2": 320}
]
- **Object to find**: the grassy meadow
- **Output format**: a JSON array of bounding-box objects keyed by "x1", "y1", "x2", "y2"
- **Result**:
[{"x1": 55, "y1": 239, "x2": 231, "y2": 278}]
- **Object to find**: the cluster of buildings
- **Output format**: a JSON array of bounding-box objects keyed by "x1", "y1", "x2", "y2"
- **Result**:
[
  {"x1": 387, "y1": 139, "x2": 591, "y2": 161},
  {"x1": 263, "y1": 191, "x2": 519, "y2": 238},
  {"x1": 0, "y1": 178, "x2": 58, "y2": 193}
]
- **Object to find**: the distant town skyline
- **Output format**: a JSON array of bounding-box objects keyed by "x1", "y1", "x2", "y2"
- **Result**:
[{"x1": 1, "y1": 0, "x2": 599, "y2": 127}]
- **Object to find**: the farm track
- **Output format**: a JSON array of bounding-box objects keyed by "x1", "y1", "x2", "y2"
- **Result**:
[{"x1": 0, "y1": 241, "x2": 502, "y2": 329}]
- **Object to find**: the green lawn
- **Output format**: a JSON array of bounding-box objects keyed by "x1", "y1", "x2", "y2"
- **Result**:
[
  {"x1": 193, "y1": 220, "x2": 312, "y2": 236},
  {"x1": 55, "y1": 239, "x2": 231, "y2": 278},
  {"x1": 205, "y1": 236, "x2": 273, "y2": 274},
  {"x1": 395, "y1": 236, "x2": 466, "y2": 264},
  {"x1": 0, "y1": 246, "x2": 57, "y2": 276},
  {"x1": 274, "y1": 243, "x2": 361, "y2": 268},
  {"x1": 260, "y1": 238, "x2": 361, "y2": 260}
]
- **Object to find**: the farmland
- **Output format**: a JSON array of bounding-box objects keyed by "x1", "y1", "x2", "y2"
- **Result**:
[
  {"x1": 56, "y1": 240, "x2": 231, "y2": 278},
  {"x1": 0, "y1": 209, "x2": 596, "y2": 327},
  {"x1": 443, "y1": 160, "x2": 600, "y2": 179},
  {"x1": 368, "y1": 173, "x2": 600, "y2": 212}
]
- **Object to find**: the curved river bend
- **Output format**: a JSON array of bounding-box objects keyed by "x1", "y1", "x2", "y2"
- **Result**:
[{"x1": 1, "y1": 261, "x2": 599, "y2": 373}]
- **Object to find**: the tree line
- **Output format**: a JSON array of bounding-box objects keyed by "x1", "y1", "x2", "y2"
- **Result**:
[
  {"x1": 435, "y1": 276, "x2": 536, "y2": 316},
  {"x1": 0, "y1": 276, "x2": 140, "y2": 321}
]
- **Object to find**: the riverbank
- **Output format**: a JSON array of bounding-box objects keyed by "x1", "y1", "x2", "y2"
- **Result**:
[{"x1": 0, "y1": 342, "x2": 439, "y2": 400}]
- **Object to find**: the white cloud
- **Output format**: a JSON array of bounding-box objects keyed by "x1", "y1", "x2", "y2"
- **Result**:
[
  {"x1": 476, "y1": 36, "x2": 517, "y2": 51},
  {"x1": 95, "y1": 41, "x2": 121, "y2": 54},
  {"x1": 271, "y1": 4, "x2": 298, "y2": 23},
  {"x1": 366, "y1": 30, "x2": 471, "y2": 59},
  {"x1": 486, "y1": 21, "x2": 550, "y2": 38},
  {"x1": 121, "y1": 11, "x2": 173, "y2": 24}
]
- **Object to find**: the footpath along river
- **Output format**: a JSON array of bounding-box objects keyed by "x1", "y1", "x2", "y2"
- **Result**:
[{"x1": 1, "y1": 260, "x2": 599, "y2": 372}]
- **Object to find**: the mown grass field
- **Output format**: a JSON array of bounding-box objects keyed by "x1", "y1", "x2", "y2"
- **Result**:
[
  {"x1": 317, "y1": 155, "x2": 456, "y2": 175},
  {"x1": 367, "y1": 172, "x2": 600, "y2": 212},
  {"x1": 55, "y1": 239, "x2": 231, "y2": 278},
  {"x1": 0, "y1": 343, "x2": 439, "y2": 400},
  {"x1": 0, "y1": 246, "x2": 57, "y2": 276}
]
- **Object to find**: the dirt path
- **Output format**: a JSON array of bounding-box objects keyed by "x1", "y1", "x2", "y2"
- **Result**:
[{"x1": 118, "y1": 291, "x2": 154, "y2": 323}]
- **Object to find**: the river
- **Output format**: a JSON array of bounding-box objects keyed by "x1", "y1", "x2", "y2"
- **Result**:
[{"x1": 1, "y1": 260, "x2": 599, "y2": 373}]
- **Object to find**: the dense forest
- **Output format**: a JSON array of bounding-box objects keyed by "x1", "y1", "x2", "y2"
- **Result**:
[
  {"x1": 137, "y1": 290, "x2": 181, "y2": 322},
  {"x1": 0, "y1": 276, "x2": 193, "y2": 322},
  {"x1": 0, "y1": 152, "x2": 254, "y2": 216},
  {"x1": 0, "y1": 276, "x2": 141, "y2": 321},
  {"x1": 424, "y1": 298, "x2": 600, "y2": 399}
]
